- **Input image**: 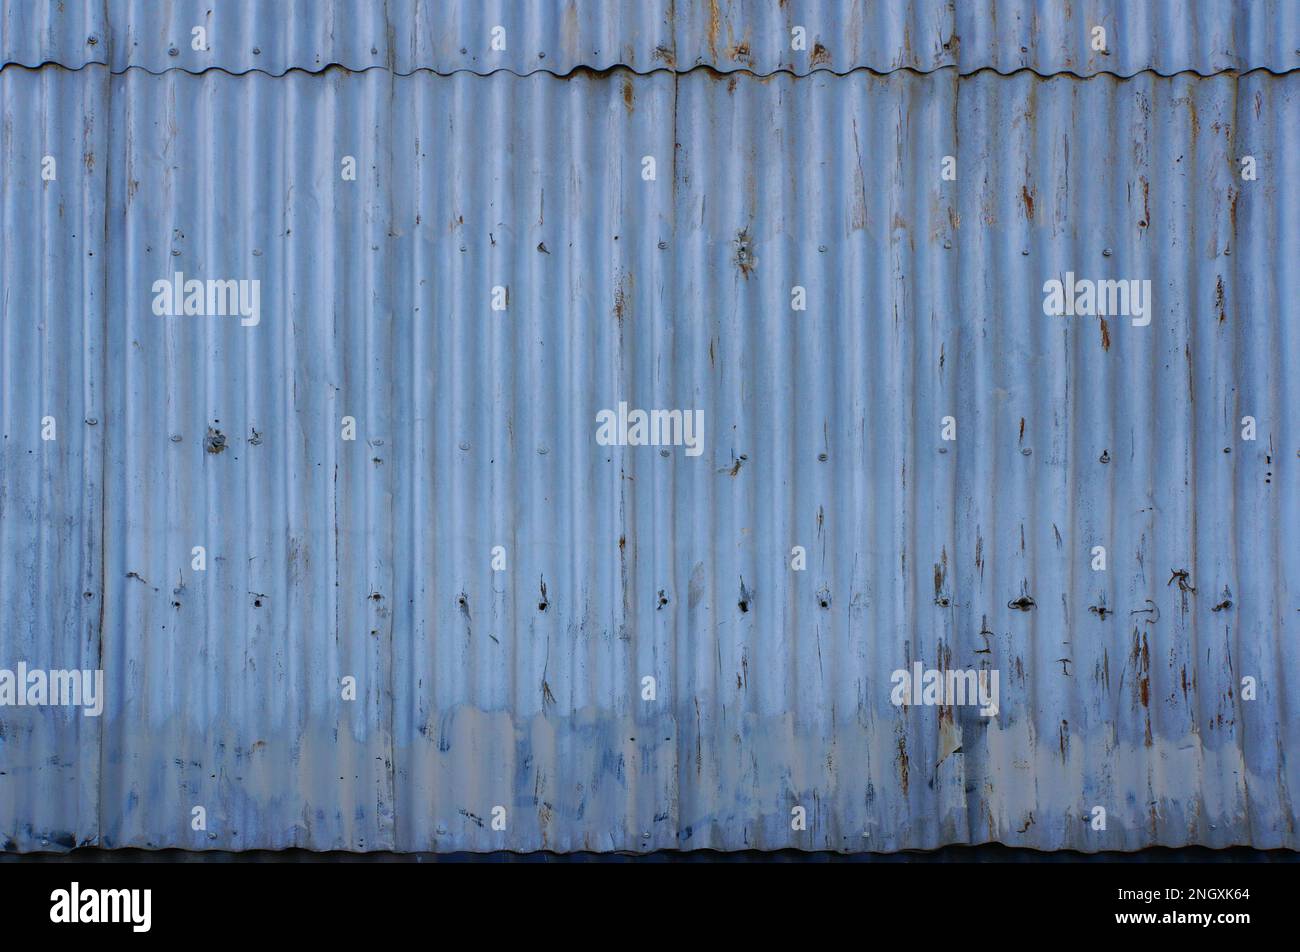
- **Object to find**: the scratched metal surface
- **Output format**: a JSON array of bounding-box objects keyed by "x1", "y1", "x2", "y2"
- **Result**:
[
  {"x1": 1, "y1": 0, "x2": 1296, "y2": 77},
  {"x1": 1, "y1": 61, "x2": 1298, "y2": 852}
]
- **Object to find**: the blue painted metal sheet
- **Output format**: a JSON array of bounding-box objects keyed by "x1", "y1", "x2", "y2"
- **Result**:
[
  {"x1": 672, "y1": 0, "x2": 1300, "y2": 76},
  {"x1": 0, "y1": 63, "x2": 109, "y2": 851},
  {"x1": 2, "y1": 0, "x2": 1296, "y2": 77},
  {"x1": 0, "y1": 50, "x2": 1298, "y2": 853}
]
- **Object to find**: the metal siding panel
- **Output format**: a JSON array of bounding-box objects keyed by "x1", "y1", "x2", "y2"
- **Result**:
[
  {"x1": 673, "y1": 0, "x2": 1300, "y2": 75},
  {"x1": 1, "y1": 58, "x2": 1297, "y2": 853},
  {"x1": 2, "y1": 1, "x2": 1296, "y2": 76},
  {"x1": 0, "y1": 1, "x2": 108, "y2": 70},
  {"x1": 0, "y1": 64, "x2": 108, "y2": 850},
  {"x1": 98, "y1": 66, "x2": 398, "y2": 849}
]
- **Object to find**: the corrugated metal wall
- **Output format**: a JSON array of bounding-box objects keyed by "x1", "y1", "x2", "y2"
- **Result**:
[
  {"x1": 1, "y1": 2, "x2": 1297, "y2": 853},
  {"x1": 5, "y1": 0, "x2": 1298, "y2": 75}
]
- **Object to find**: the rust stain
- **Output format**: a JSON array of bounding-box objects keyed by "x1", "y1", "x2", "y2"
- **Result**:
[
  {"x1": 1021, "y1": 184, "x2": 1035, "y2": 221},
  {"x1": 1133, "y1": 629, "x2": 1151, "y2": 712},
  {"x1": 621, "y1": 77, "x2": 634, "y2": 115},
  {"x1": 811, "y1": 42, "x2": 831, "y2": 66},
  {"x1": 612, "y1": 270, "x2": 633, "y2": 325},
  {"x1": 933, "y1": 550, "x2": 948, "y2": 605},
  {"x1": 707, "y1": 0, "x2": 721, "y2": 62},
  {"x1": 1100, "y1": 317, "x2": 1110, "y2": 351},
  {"x1": 1215, "y1": 275, "x2": 1225, "y2": 323}
]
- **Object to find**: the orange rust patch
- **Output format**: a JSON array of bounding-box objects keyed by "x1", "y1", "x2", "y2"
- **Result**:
[
  {"x1": 1021, "y1": 185, "x2": 1035, "y2": 221},
  {"x1": 707, "y1": 0, "x2": 721, "y2": 61},
  {"x1": 613, "y1": 270, "x2": 633, "y2": 324}
]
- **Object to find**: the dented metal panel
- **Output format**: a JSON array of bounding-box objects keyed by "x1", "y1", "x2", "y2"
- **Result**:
[{"x1": 2, "y1": 0, "x2": 1296, "y2": 77}]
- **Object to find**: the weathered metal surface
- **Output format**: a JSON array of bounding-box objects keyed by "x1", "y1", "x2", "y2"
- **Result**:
[
  {"x1": 0, "y1": 63, "x2": 109, "y2": 851},
  {"x1": 1, "y1": 55, "x2": 1297, "y2": 853},
  {"x1": 2, "y1": 0, "x2": 1295, "y2": 77}
]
